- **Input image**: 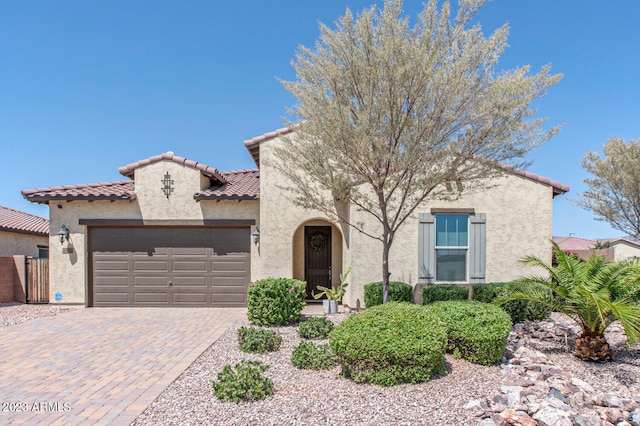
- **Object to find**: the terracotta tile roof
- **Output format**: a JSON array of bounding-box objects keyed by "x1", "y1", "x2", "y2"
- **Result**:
[
  {"x1": 553, "y1": 236, "x2": 597, "y2": 251},
  {"x1": 0, "y1": 205, "x2": 49, "y2": 236},
  {"x1": 195, "y1": 169, "x2": 259, "y2": 200},
  {"x1": 243, "y1": 127, "x2": 570, "y2": 195},
  {"x1": 22, "y1": 181, "x2": 136, "y2": 204},
  {"x1": 118, "y1": 151, "x2": 227, "y2": 184}
]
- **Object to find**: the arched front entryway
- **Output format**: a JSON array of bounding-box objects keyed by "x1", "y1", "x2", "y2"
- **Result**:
[{"x1": 292, "y1": 219, "x2": 343, "y2": 299}]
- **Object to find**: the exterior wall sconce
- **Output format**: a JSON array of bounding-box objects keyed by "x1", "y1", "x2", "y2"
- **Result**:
[
  {"x1": 57, "y1": 225, "x2": 70, "y2": 244},
  {"x1": 252, "y1": 227, "x2": 260, "y2": 245}
]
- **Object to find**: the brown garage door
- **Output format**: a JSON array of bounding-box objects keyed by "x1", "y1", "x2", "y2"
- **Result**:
[{"x1": 89, "y1": 227, "x2": 250, "y2": 307}]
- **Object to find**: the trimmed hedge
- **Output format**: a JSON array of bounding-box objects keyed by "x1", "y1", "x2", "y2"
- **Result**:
[
  {"x1": 247, "y1": 278, "x2": 306, "y2": 326},
  {"x1": 212, "y1": 360, "x2": 274, "y2": 403},
  {"x1": 330, "y1": 302, "x2": 447, "y2": 386},
  {"x1": 472, "y1": 282, "x2": 552, "y2": 323},
  {"x1": 422, "y1": 285, "x2": 469, "y2": 304},
  {"x1": 298, "y1": 317, "x2": 334, "y2": 340},
  {"x1": 364, "y1": 281, "x2": 413, "y2": 307},
  {"x1": 428, "y1": 300, "x2": 512, "y2": 365}
]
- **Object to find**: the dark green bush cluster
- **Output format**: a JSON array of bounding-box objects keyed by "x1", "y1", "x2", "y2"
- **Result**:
[
  {"x1": 247, "y1": 278, "x2": 306, "y2": 325},
  {"x1": 428, "y1": 301, "x2": 512, "y2": 365},
  {"x1": 291, "y1": 341, "x2": 336, "y2": 370},
  {"x1": 422, "y1": 285, "x2": 469, "y2": 303},
  {"x1": 364, "y1": 281, "x2": 413, "y2": 307},
  {"x1": 330, "y1": 302, "x2": 447, "y2": 386},
  {"x1": 298, "y1": 317, "x2": 334, "y2": 340},
  {"x1": 472, "y1": 283, "x2": 552, "y2": 323},
  {"x1": 237, "y1": 326, "x2": 282, "y2": 354},
  {"x1": 212, "y1": 360, "x2": 274, "y2": 403}
]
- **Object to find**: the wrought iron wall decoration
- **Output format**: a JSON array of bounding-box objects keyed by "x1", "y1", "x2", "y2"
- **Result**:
[
  {"x1": 161, "y1": 172, "x2": 175, "y2": 199},
  {"x1": 309, "y1": 232, "x2": 328, "y2": 252}
]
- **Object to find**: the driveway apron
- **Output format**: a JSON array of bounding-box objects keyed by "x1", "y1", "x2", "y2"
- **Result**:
[{"x1": 0, "y1": 307, "x2": 246, "y2": 425}]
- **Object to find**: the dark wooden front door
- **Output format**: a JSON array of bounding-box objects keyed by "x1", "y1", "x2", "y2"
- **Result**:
[{"x1": 304, "y1": 226, "x2": 331, "y2": 298}]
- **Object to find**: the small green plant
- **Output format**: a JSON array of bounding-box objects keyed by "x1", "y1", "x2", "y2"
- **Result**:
[
  {"x1": 312, "y1": 267, "x2": 351, "y2": 300},
  {"x1": 247, "y1": 278, "x2": 306, "y2": 325},
  {"x1": 298, "y1": 317, "x2": 334, "y2": 339},
  {"x1": 212, "y1": 360, "x2": 274, "y2": 403},
  {"x1": 237, "y1": 326, "x2": 282, "y2": 354},
  {"x1": 472, "y1": 282, "x2": 551, "y2": 323},
  {"x1": 428, "y1": 300, "x2": 512, "y2": 365},
  {"x1": 363, "y1": 281, "x2": 412, "y2": 307},
  {"x1": 422, "y1": 285, "x2": 469, "y2": 304},
  {"x1": 291, "y1": 341, "x2": 337, "y2": 370},
  {"x1": 330, "y1": 302, "x2": 447, "y2": 386}
]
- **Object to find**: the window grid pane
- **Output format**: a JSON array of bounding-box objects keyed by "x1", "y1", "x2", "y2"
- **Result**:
[
  {"x1": 436, "y1": 249, "x2": 467, "y2": 282},
  {"x1": 435, "y1": 214, "x2": 468, "y2": 247}
]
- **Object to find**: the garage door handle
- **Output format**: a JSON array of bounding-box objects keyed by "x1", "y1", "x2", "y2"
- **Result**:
[{"x1": 169, "y1": 281, "x2": 173, "y2": 286}]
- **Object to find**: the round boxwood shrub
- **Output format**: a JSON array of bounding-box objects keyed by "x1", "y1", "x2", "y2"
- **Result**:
[
  {"x1": 298, "y1": 317, "x2": 334, "y2": 340},
  {"x1": 428, "y1": 300, "x2": 512, "y2": 365},
  {"x1": 422, "y1": 285, "x2": 469, "y2": 304},
  {"x1": 363, "y1": 281, "x2": 413, "y2": 307},
  {"x1": 237, "y1": 326, "x2": 282, "y2": 354},
  {"x1": 329, "y1": 302, "x2": 447, "y2": 386},
  {"x1": 291, "y1": 341, "x2": 336, "y2": 370},
  {"x1": 247, "y1": 278, "x2": 306, "y2": 326}
]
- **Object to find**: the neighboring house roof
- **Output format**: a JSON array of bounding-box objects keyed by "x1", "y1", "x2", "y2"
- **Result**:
[
  {"x1": 0, "y1": 205, "x2": 49, "y2": 236},
  {"x1": 195, "y1": 170, "x2": 260, "y2": 200},
  {"x1": 601, "y1": 237, "x2": 640, "y2": 249},
  {"x1": 22, "y1": 153, "x2": 260, "y2": 203},
  {"x1": 553, "y1": 236, "x2": 597, "y2": 251},
  {"x1": 243, "y1": 127, "x2": 570, "y2": 196},
  {"x1": 119, "y1": 151, "x2": 228, "y2": 184}
]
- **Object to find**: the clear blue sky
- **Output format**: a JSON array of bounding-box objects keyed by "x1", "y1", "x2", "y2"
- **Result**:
[{"x1": 1, "y1": 1, "x2": 638, "y2": 239}]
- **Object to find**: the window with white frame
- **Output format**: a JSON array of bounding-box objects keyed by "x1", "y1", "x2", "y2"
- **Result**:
[
  {"x1": 418, "y1": 211, "x2": 486, "y2": 284},
  {"x1": 435, "y1": 214, "x2": 468, "y2": 282}
]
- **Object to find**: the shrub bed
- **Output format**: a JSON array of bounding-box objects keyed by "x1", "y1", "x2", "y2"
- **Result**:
[
  {"x1": 428, "y1": 300, "x2": 512, "y2": 365},
  {"x1": 298, "y1": 317, "x2": 334, "y2": 340},
  {"x1": 364, "y1": 281, "x2": 413, "y2": 307},
  {"x1": 422, "y1": 285, "x2": 469, "y2": 304},
  {"x1": 237, "y1": 326, "x2": 282, "y2": 354},
  {"x1": 247, "y1": 278, "x2": 306, "y2": 325},
  {"x1": 472, "y1": 282, "x2": 552, "y2": 323},
  {"x1": 291, "y1": 341, "x2": 336, "y2": 370},
  {"x1": 212, "y1": 360, "x2": 274, "y2": 403},
  {"x1": 330, "y1": 302, "x2": 447, "y2": 386}
]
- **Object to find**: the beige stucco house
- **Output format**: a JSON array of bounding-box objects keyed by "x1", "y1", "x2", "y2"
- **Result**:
[
  {"x1": 23, "y1": 128, "x2": 569, "y2": 308},
  {"x1": 0, "y1": 205, "x2": 49, "y2": 258}
]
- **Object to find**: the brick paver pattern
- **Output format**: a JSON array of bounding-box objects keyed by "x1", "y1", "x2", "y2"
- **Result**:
[{"x1": 0, "y1": 307, "x2": 245, "y2": 425}]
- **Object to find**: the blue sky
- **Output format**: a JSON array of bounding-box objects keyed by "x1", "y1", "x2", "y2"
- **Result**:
[{"x1": 1, "y1": 1, "x2": 638, "y2": 239}]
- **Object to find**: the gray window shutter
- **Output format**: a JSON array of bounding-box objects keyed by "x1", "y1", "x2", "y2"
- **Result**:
[
  {"x1": 469, "y1": 213, "x2": 486, "y2": 283},
  {"x1": 418, "y1": 213, "x2": 435, "y2": 283}
]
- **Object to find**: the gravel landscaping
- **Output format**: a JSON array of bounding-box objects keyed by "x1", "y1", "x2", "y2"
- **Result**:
[
  {"x1": 0, "y1": 302, "x2": 76, "y2": 328},
  {"x1": 132, "y1": 312, "x2": 639, "y2": 426}
]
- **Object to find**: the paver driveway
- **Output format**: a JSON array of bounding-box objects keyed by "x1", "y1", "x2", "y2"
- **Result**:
[{"x1": 0, "y1": 307, "x2": 246, "y2": 425}]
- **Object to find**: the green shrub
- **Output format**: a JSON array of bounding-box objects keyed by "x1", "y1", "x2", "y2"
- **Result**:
[
  {"x1": 472, "y1": 282, "x2": 551, "y2": 323},
  {"x1": 429, "y1": 300, "x2": 512, "y2": 365},
  {"x1": 291, "y1": 341, "x2": 336, "y2": 370},
  {"x1": 298, "y1": 317, "x2": 334, "y2": 340},
  {"x1": 364, "y1": 281, "x2": 413, "y2": 307},
  {"x1": 247, "y1": 278, "x2": 306, "y2": 326},
  {"x1": 212, "y1": 360, "x2": 274, "y2": 403},
  {"x1": 237, "y1": 326, "x2": 282, "y2": 354},
  {"x1": 330, "y1": 302, "x2": 447, "y2": 386},
  {"x1": 422, "y1": 285, "x2": 469, "y2": 304}
]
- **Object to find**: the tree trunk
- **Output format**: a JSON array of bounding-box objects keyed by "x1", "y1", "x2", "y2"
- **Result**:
[
  {"x1": 574, "y1": 331, "x2": 612, "y2": 362},
  {"x1": 382, "y1": 241, "x2": 390, "y2": 303}
]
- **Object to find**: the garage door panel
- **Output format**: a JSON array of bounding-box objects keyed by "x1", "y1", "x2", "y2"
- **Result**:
[
  {"x1": 213, "y1": 293, "x2": 247, "y2": 304},
  {"x1": 94, "y1": 276, "x2": 129, "y2": 286},
  {"x1": 95, "y1": 260, "x2": 130, "y2": 271},
  {"x1": 173, "y1": 261, "x2": 207, "y2": 272},
  {"x1": 133, "y1": 276, "x2": 168, "y2": 287},
  {"x1": 172, "y1": 276, "x2": 207, "y2": 287},
  {"x1": 94, "y1": 292, "x2": 130, "y2": 304},
  {"x1": 134, "y1": 292, "x2": 170, "y2": 304},
  {"x1": 173, "y1": 293, "x2": 207, "y2": 304},
  {"x1": 133, "y1": 260, "x2": 170, "y2": 271},
  {"x1": 172, "y1": 247, "x2": 208, "y2": 256}
]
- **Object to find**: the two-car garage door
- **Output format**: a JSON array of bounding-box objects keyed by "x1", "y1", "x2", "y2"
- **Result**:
[{"x1": 89, "y1": 227, "x2": 250, "y2": 307}]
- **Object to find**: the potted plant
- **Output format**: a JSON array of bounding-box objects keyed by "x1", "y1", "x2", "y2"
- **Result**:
[{"x1": 312, "y1": 267, "x2": 351, "y2": 314}]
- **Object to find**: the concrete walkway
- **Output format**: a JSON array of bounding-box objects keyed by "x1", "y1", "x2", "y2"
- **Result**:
[{"x1": 0, "y1": 307, "x2": 245, "y2": 425}]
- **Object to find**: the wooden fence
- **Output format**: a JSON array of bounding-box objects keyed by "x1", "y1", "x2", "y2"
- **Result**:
[{"x1": 27, "y1": 258, "x2": 49, "y2": 304}]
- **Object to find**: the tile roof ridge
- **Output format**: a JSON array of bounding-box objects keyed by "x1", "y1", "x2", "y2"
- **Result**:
[
  {"x1": 243, "y1": 127, "x2": 293, "y2": 149},
  {"x1": 118, "y1": 151, "x2": 227, "y2": 184}
]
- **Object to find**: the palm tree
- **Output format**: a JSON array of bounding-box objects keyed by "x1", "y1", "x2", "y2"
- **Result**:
[{"x1": 496, "y1": 242, "x2": 640, "y2": 362}]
